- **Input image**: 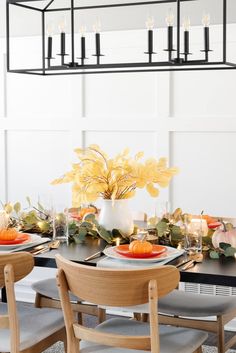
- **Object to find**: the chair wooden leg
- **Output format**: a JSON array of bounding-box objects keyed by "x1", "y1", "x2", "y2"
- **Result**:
[
  {"x1": 193, "y1": 346, "x2": 202, "y2": 353},
  {"x1": 133, "y1": 313, "x2": 149, "y2": 322},
  {"x1": 34, "y1": 292, "x2": 41, "y2": 308},
  {"x1": 98, "y1": 308, "x2": 106, "y2": 323},
  {"x1": 63, "y1": 333, "x2": 68, "y2": 353},
  {"x1": 217, "y1": 316, "x2": 225, "y2": 353},
  {"x1": 133, "y1": 313, "x2": 142, "y2": 321},
  {"x1": 142, "y1": 313, "x2": 149, "y2": 322},
  {"x1": 77, "y1": 311, "x2": 83, "y2": 325},
  {"x1": 67, "y1": 337, "x2": 80, "y2": 353}
]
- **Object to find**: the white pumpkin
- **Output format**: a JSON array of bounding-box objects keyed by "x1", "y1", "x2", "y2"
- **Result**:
[
  {"x1": 0, "y1": 211, "x2": 9, "y2": 230},
  {"x1": 212, "y1": 224, "x2": 236, "y2": 248}
]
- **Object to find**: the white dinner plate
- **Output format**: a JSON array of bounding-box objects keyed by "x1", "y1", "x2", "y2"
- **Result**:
[
  {"x1": 103, "y1": 245, "x2": 182, "y2": 262},
  {"x1": 0, "y1": 234, "x2": 42, "y2": 250}
]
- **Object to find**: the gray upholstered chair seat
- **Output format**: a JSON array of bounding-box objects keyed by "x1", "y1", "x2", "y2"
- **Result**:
[
  {"x1": 0, "y1": 302, "x2": 65, "y2": 352},
  {"x1": 107, "y1": 290, "x2": 236, "y2": 317},
  {"x1": 80, "y1": 318, "x2": 208, "y2": 353},
  {"x1": 104, "y1": 289, "x2": 236, "y2": 317},
  {"x1": 32, "y1": 277, "x2": 79, "y2": 302},
  {"x1": 158, "y1": 289, "x2": 236, "y2": 317}
]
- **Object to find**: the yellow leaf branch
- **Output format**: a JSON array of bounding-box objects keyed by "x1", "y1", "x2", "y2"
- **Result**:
[{"x1": 52, "y1": 145, "x2": 178, "y2": 207}]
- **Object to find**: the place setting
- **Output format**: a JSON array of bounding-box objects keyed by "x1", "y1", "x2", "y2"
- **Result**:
[
  {"x1": 97, "y1": 231, "x2": 185, "y2": 269},
  {"x1": 0, "y1": 227, "x2": 51, "y2": 254}
]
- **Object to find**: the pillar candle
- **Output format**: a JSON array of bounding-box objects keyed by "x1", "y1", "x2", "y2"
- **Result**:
[
  {"x1": 166, "y1": 10, "x2": 174, "y2": 51},
  {"x1": 81, "y1": 36, "x2": 86, "y2": 60},
  {"x1": 168, "y1": 26, "x2": 173, "y2": 51},
  {"x1": 47, "y1": 36, "x2": 52, "y2": 58},
  {"x1": 60, "y1": 32, "x2": 66, "y2": 55},
  {"x1": 202, "y1": 14, "x2": 210, "y2": 52},
  {"x1": 184, "y1": 30, "x2": 189, "y2": 53},
  {"x1": 204, "y1": 26, "x2": 210, "y2": 52},
  {"x1": 183, "y1": 17, "x2": 190, "y2": 54},
  {"x1": 146, "y1": 16, "x2": 154, "y2": 54},
  {"x1": 95, "y1": 32, "x2": 100, "y2": 56},
  {"x1": 148, "y1": 29, "x2": 153, "y2": 53}
]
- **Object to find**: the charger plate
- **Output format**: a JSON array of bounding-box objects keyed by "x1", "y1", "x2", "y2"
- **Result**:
[
  {"x1": 0, "y1": 234, "x2": 42, "y2": 250},
  {"x1": 104, "y1": 245, "x2": 181, "y2": 263}
]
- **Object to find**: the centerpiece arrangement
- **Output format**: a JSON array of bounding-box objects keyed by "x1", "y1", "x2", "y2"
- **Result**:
[
  {"x1": 1, "y1": 198, "x2": 236, "y2": 258},
  {"x1": 2, "y1": 144, "x2": 236, "y2": 258},
  {"x1": 0, "y1": 144, "x2": 178, "y2": 244},
  {"x1": 52, "y1": 144, "x2": 178, "y2": 237}
]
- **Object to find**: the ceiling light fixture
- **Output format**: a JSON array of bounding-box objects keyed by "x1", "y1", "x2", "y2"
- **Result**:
[{"x1": 6, "y1": 0, "x2": 234, "y2": 75}]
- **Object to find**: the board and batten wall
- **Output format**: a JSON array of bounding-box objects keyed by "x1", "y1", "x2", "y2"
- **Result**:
[{"x1": 1, "y1": 25, "x2": 236, "y2": 307}]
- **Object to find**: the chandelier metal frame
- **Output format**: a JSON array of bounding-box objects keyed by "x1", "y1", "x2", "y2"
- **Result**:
[{"x1": 6, "y1": 0, "x2": 236, "y2": 75}]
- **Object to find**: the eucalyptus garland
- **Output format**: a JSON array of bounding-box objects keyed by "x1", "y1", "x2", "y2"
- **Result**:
[{"x1": 2, "y1": 200, "x2": 236, "y2": 257}]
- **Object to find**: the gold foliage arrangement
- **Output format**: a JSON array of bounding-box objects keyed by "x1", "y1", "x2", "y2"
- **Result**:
[{"x1": 52, "y1": 144, "x2": 178, "y2": 207}]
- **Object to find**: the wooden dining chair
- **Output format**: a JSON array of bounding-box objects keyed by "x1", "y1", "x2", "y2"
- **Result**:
[
  {"x1": 32, "y1": 277, "x2": 106, "y2": 323},
  {"x1": 55, "y1": 253, "x2": 208, "y2": 353},
  {"x1": 0, "y1": 252, "x2": 66, "y2": 353},
  {"x1": 32, "y1": 211, "x2": 147, "y2": 324},
  {"x1": 158, "y1": 289, "x2": 236, "y2": 353}
]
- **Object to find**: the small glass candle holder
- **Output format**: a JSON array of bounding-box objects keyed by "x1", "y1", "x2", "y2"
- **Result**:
[
  {"x1": 52, "y1": 206, "x2": 69, "y2": 243},
  {"x1": 130, "y1": 230, "x2": 158, "y2": 244},
  {"x1": 184, "y1": 220, "x2": 205, "y2": 254}
]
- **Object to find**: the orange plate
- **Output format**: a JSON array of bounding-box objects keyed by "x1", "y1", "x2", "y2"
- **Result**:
[
  {"x1": 208, "y1": 221, "x2": 222, "y2": 229},
  {"x1": 0, "y1": 233, "x2": 30, "y2": 245},
  {"x1": 115, "y1": 244, "x2": 167, "y2": 259}
]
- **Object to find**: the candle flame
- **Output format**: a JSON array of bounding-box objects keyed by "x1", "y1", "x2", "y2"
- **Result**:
[
  {"x1": 93, "y1": 18, "x2": 102, "y2": 33},
  {"x1": 183, "y1": 17, "x2": 191, "y2": 31},
  {"x1": 146, "y1": 16, "x2": 154, "y2": 30},
  {"x1": 58, "y1": 17, "x2": 66, "y2": 33},
  {"x1": 115, "y1": 237, "x2": 120, "y2": 246},
  {"x1": 79, "y1": 25, "x2": 87, "y2": 36},
  {"x1": 166, "y1": 9, "x2": 174, "y2": 27},
  {"x1": 37, "y1": 221, "x2": 44, "y2": 229},
  {"x1": 202, "y1": 13, "x2": 210, "y2": 27},
  {"x1": 46, "y1": 23, "x2": 54, "y2": 37}
]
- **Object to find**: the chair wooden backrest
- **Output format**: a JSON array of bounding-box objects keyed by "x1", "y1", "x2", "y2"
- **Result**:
[
  {"x1": 56, "y1": 254, "x2": 180, "y2": 353},
  {"x1": 0, "y1": 252, "x2": 34, "y2": 288},
  {"x1": 0, "y1": 252, "x2": 34, "y2": 353}
]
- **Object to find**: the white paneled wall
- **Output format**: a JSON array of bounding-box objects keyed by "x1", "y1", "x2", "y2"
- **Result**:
[
  {"x1": 170, "y1": 131, "x2": 236, "y2": 215},
  {"x1": 2, "y1": 27, "x2": 236, "y2": 215},
  {"x1": 1, "y1": 25, "x2": 236, "y2": 300}
]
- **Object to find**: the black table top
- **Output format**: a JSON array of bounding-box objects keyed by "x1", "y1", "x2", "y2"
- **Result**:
[{"x1": 33, "y1": 237, "x2": 236, "y2": 287}]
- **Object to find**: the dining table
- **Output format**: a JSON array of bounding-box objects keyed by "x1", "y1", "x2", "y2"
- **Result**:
[{"x1": 32, "y1": 236, "x2": 236, "y2": 288}]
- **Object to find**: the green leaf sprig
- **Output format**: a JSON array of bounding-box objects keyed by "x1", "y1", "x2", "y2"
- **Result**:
[
  {"x1": 0, "y1": 199, "x2": 132, "y2": 244},
  {"x1": 210, "y1": 242, "x2": 236, "y2": 259}
]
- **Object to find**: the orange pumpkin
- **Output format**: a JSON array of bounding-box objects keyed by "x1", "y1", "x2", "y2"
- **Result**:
[
  {"x1": 70, "y1": 206, "x2": 98, "y2": 221},
  {"x1": 129, "y1": 240, "x2": 153, "y2": 255},
  {"x1": 79, "y1": 206, "x2": 97, "y2": 218},
  {"x1": 192, "y1": 214, "x2": 217, "y2": 225},
  {"x1": 0, "y1": 228, "x2": 18, "y2": 241}
]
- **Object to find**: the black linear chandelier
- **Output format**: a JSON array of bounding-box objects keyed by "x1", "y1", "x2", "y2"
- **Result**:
[{"x1": 6, "y1": 0, "x2": 235, "y2": 75}]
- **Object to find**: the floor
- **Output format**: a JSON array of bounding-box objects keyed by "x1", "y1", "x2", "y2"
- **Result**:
[{"x1": 206, "y1": 331, "x2": 236, "y2": 351}]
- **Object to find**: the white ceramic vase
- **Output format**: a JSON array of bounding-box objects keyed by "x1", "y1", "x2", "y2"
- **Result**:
[{"x1": 98, "y1": 199, "x2": 134, "y2": 236}]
